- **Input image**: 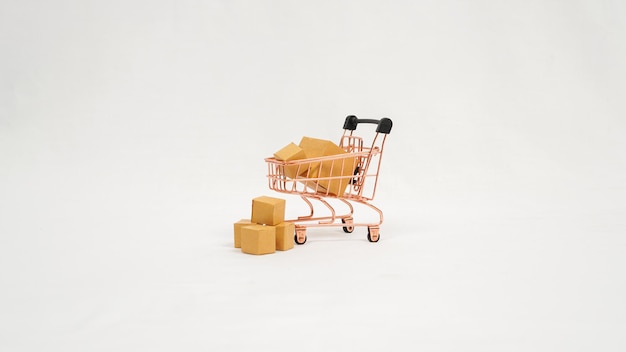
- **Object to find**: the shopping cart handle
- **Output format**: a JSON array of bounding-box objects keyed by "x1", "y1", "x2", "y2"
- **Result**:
[{"x1": 343, "y1": 115, "x2": 393, "y2": 134}]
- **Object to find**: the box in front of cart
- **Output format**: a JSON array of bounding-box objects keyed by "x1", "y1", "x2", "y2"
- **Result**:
[
  {"x1": 273, "y1": 142, "x2": 307, "y2": 179},
  {"x1": 233, "y1": 219, "x2": 253, "y2": 248},
  {"x1": 241, "y1": 224, "x2": 276, "y2": 255},
  {"x1": 275, "y1": 222, "x2": 295, "y2": 251},
  {"x1": 251, "y1": 196, "x2": 286, "y2": 226}
]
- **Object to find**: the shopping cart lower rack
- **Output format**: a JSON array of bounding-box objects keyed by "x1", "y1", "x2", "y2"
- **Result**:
[{"x1": 264, "y1": 115, "x2": 393, "y2": 244}]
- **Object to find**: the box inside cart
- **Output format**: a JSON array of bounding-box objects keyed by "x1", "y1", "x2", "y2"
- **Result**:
[
  {"x1": 273, "y1": 142, "x2": 307, "y2": 179},
  {"x1": 298, "y1": 137, "x2": 358, "y2": 196},
  {"x1": 314, "y1": 153, "x2": 359, "y2": 196},
  {"x1": 272, "y1": 136, "x2": 359, "y2": 196}
]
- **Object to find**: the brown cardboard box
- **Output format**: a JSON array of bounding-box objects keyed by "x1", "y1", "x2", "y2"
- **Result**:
[
  {"x1": 274, "y1": 222, "x2": 295, "y2": 251},
  {"x1": 241, "y1": 224, "x2": 276, "y2": 255},
  {"x1": 233, "y1": 219, "x2": 253, "y2": 248},
  {"x1": 251, "y1": 196, "x2": 286, "y2": 226},
  {"x1": 273, "y1": 142, "x2": 307, "y2": 178},
  {"x1": 299, "y1": 136, "x2": 344, "y2": 158},
  {"x1": 298, "y1": 136, "x2": 358, "y2": 196},
  {"x1": 315, "y1": 154, "x2": 359, "y2": 196}
]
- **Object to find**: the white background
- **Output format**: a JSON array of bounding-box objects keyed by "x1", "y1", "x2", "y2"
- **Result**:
[{"x1": 1, "y1": 0, "x2": 625, "y2": 351}]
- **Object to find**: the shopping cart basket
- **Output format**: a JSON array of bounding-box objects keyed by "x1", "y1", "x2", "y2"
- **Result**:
[{"x1": 264, "y1": 115, "x2": 393, "y2": 244}]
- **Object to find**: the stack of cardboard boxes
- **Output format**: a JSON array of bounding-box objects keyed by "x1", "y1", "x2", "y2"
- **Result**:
[
  {"x1": 233, "y1": 196, "x2": 294, "y2": 255},
  {"x1": 274, "y1": 136, "x2": 358, "y2": 196}
]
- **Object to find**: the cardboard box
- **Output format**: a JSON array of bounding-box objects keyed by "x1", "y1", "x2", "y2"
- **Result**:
[
  {"x1": 241, "y1": 224, "x2": 276, "y2": 255},
  {"x1": 274, "y1": 142, "x2": 306, "y2": 161},
  {"x1": 233, "y1": 219, "x2": 253, "y2": 248},
  {"x1": 298, "y1": 136, "x2": 344, "y2": 157},
  {"x1": 315, "y1": 154, "x2": 359, "y2": 196},
  {"x1": 274, "y1": 222, "x2": 295, "y2": 251},
  {"x1": 251, "y1": 196, "x2": 286, "y2": 226},
  {"x1": 298, "y1": 136, "x2": 358, "y2": 196},
  {"x1": 273, "y1": 142, "x2": 307, "y2": 178}
]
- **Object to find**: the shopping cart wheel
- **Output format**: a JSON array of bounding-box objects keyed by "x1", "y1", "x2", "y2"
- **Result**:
[
  {"x1": 294, "y1": 227, "x2": 307, "y2": 245},
  {"x1": 367, "y1": 227, "x2": 380, "y2": 242},
  {"x1": 341, "y1": 217, "x2": 354, "y2": 233}
]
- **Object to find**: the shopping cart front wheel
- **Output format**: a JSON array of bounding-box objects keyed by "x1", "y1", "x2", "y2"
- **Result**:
[
  {"x1": 295, "y1": 227, "x2": 307, "y2": 245},
  {"x1": 367, "y1": 227, "x2": 380, "y2": 242},
  {"x1": 342, "y1": 217, "x2": 354, "y2": 233}
]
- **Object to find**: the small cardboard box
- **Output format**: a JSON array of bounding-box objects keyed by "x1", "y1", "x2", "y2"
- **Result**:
[
  {"x1": 233, "y1": 219, "x2": 253, "y2": 248},
  {"x1": 241, "y1": 224, "x2": 276, "y2": 255},
  {"x1": 273, "y1": 142, "x2": 307, "y2": 178},
  {"x1": 299, "y1": 136, "x2": 343, "y2": 158},
  {"x1": 298, "y1": 137, "x2": 358, "y2": 196},
  {"x1": 274, "y1": 222, "x2": 295, "y2": 251},
  {"x1": 315, "y1": 154, "x2": 359, "y2": 196},
  {"x1": 251, "y1": 196, "x2": 286, "y2": 226}
]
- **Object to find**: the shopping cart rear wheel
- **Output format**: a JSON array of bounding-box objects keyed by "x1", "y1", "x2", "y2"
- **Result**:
[
  {"x1": 294, "y1": 228, "x2": 307, "y2": 245},
  {"x1": 367, "y1": 227, "x2": 380, "y2": 242},
  {"x1": 341, "y1": 217, "x2": 354, "y2": 233}
]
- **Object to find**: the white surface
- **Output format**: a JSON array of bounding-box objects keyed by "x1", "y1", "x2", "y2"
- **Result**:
[{"x1": 1, "y1": 0, "x2": 625, "y2": 351}]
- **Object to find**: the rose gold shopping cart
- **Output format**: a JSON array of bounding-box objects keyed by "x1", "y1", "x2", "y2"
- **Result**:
[{"x1": 265, "y1": 115, "x2": 393, "y2": 244}]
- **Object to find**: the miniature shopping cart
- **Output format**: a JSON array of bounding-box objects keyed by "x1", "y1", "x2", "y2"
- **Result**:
[{"x1": 265, "y1": 115, "x2": 393, "y2": 244}]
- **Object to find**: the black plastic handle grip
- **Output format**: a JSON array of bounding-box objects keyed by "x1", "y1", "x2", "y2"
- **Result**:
[{"x1": 343, "y1": 115, "x2": 393, "y2": 134}]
